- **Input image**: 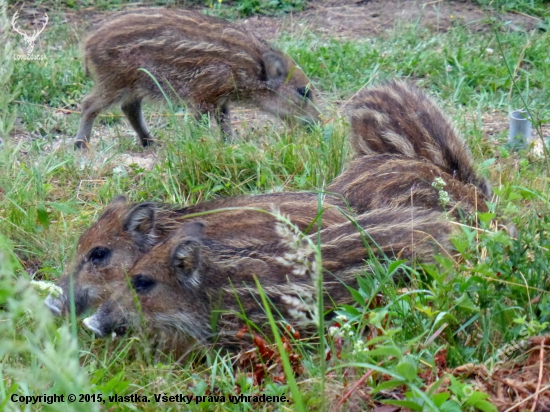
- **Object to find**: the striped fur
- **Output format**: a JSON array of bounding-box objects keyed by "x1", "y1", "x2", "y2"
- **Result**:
[
  {"x1": 347, "y1": 80, "x2": 491, "y2": 196},
  {"x1": 327, "y1": 154, "x2": 488, "y2": 217},
  {"x1": 46, "y1": 193, "x2": 349, "y2": 317},
  {"x1": 83, "y1": 207, "x2": 453, "y2": 351},
  {"x1": 75, "y1": 8, "x2": 320, "y2": 148}
]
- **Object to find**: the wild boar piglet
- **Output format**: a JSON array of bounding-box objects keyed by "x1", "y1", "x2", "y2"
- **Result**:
[
  {"x1": 75, "y1": 8, "x2": 321, "y2": 148},
  {"x1": 328, "y1": 80, "x2": 492, "y2": 218},
  {"x1": 45, "y1": 193, "x2": 348, "y2": 316},
  {"x1": 83, "y1": 207, "x2": 453, "y2": 351},
  {"x1": 345, "y1": 80, "x2": 491, "y2": 196},
  {"x1": 327, "y1": 154, "x2": 489, "y2": 217}
]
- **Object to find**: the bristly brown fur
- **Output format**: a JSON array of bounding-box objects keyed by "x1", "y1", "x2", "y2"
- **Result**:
[
  {"x1": 74, "y1": 8, "x2": 320, "y2": 148},
  {"x1": 46, "y1": 192, "x2": 349, "y2": 317},
  {"x1": 347, "y1": 80, "x2": 491, "y2": 197},
  {"x1": 327, "y1": 154, "x2": 488, "y2": 217},
  {"x1": 83, "y1": 206, "x2": 454, "y2": 351}
]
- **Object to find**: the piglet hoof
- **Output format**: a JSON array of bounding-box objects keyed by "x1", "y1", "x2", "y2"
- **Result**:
[
  {"x1": 74, "y1": 139, "x2": 90, "y2": 150},
  {"x1": 140, "y1": 135, "x2": 156, "y2": 148}
]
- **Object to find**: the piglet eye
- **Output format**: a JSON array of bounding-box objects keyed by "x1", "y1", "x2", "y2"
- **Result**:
[
  {"x1": 88, "y1": 247, "x2": 111, "y2": 266},
  {"x1": 297, "y1": 86, "x2": 312, "y2": 100},
  {"x1": 131, "y1": 274, "x2": 156, "y2": 293}
]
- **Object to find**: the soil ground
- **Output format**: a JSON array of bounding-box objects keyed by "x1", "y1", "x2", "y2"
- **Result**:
[{"x1": 242, "y1": 0, "x2": 541, "y2": 41}]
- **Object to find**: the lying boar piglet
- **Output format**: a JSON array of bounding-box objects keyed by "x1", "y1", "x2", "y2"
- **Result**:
[
  {"x1": 346, "y1": 80, "x2": 491, "y2": 197},
  {"x1": 328, "y1": 80, "x2": 491, "y2": 219},
  {"x1": 327, "y1": 154, "x2": 488, "y2": 218},
  {"x1": 83, "y1": 207, "x2": 453, "y2": 350},
  {"x1": 75, "y1": 8, "x2": 321, "y2": 148},
  {"x1": 45, "y1": 192, "x2": 348, "y2": 316}
]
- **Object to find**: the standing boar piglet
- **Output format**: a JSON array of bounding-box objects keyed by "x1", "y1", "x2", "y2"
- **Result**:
[
  {"x1": 83, "y1": 207, "x2": 453, "y2": 351},
  {"x1": 75, "y1": 8, "x2": 321, "y2": 148},
  {"x1": 45, "y1": 192, "x2": 348, "y2": 317}
]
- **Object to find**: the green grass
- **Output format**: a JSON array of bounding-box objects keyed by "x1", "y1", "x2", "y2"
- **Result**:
[
  {"x1": 2, "y1": 0, "x2": 550, "y2": 410},
  {"x1": 0, "y1": 1, "x2": 16, "y2": 138},
  {"x1": 6, "y1": 0, "x2": 306, "y2": 16}
]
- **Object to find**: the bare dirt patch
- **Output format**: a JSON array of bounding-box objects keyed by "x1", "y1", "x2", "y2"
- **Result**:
[
  {"x1": 30, "y1": 107, "x2": 292, "y2": 174},
  {"x1": 48, "y1": 0, "x2": 544, "y2": 43},
  {"x1": 241, "y1": 0, "x2": 542, "y2": 41}
]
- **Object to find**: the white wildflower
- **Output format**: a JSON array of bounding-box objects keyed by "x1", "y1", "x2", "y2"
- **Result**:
[
  {"x1": 353, "y1": 340, "x2": 369, "y2": 355},
  {"x1": 438, "y1": 190, "x2": 451, "y2": 206},
  {"x1": 31, "y1": 280, "x2": 63, "y2": 297},
  {"x1": 432, "y1": 177, "x2": 446, "y2": 190},
  {"x1": 432, "y1": 177, "x2": 450, "y2": 207},
  {"x1": 329, "y1": 326, "x2": 339, "y2": 336}
]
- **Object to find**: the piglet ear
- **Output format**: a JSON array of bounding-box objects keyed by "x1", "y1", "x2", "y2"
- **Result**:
[
  {"x1": 110, "y1": 195, "x2": 127, "y2": 206},
  {"x1": 170, "y1": 221, "x2": 205, "y2": 287},
  {"x1": 171, "y1": 242, "x2": 201, "y2": 287},
  {"x1": 263, "y1": 51, "x2": 287, "y2": 85},
  {"x1": 123, "y1": 202, "x2": 157, "y2": 250}
]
